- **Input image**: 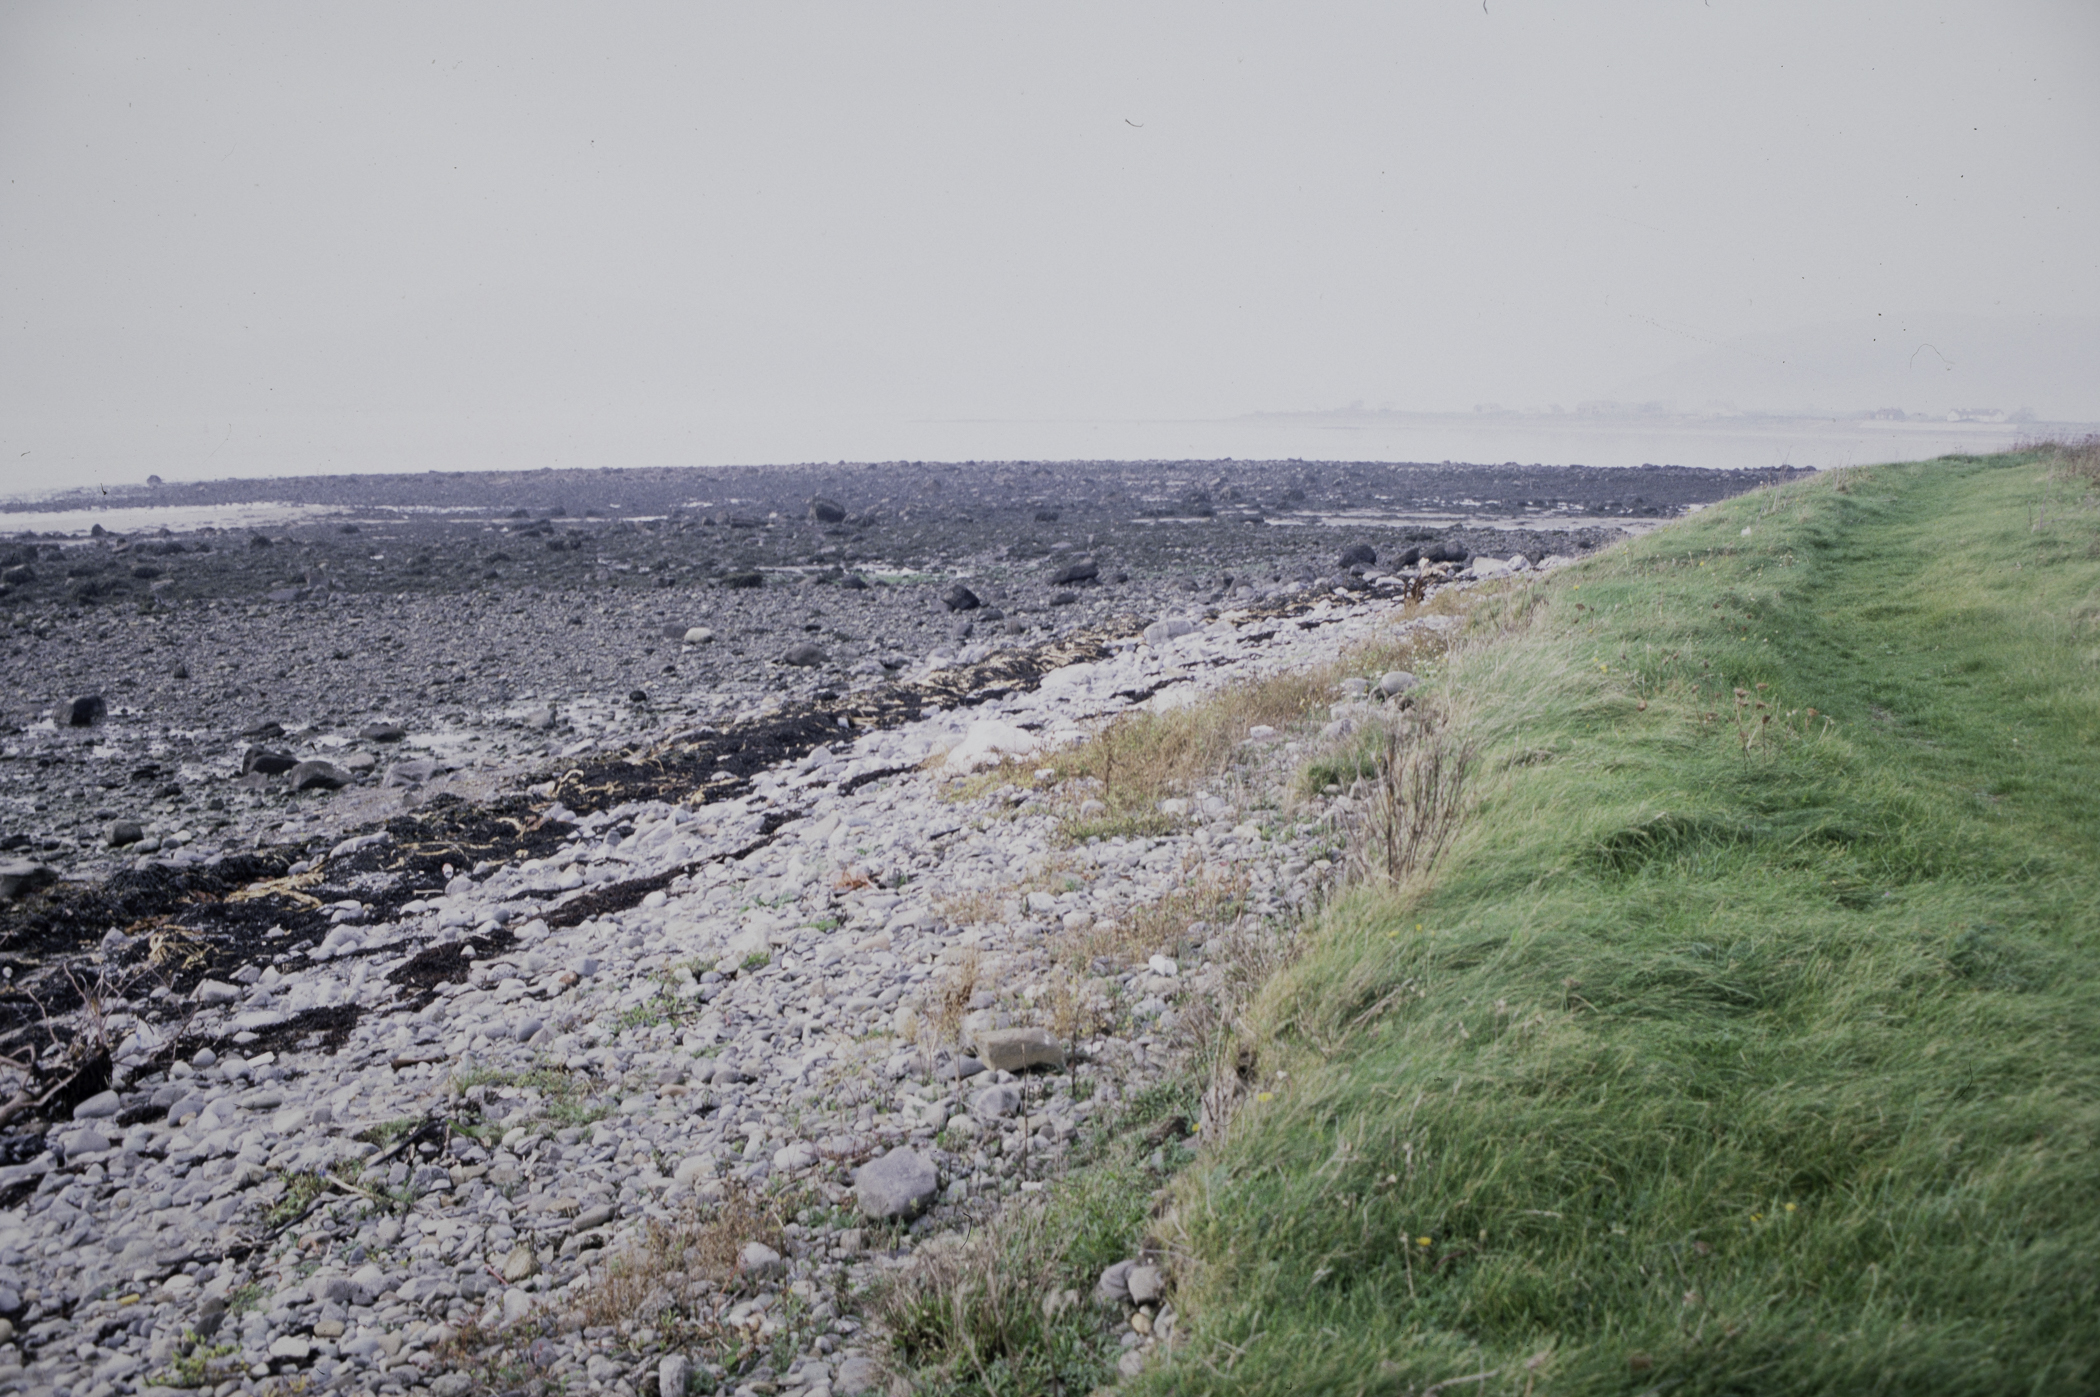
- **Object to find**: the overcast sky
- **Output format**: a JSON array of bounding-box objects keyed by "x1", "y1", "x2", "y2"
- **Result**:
[{"x1": 3, "y1": 1, "x2": 2096, "y2": 486}]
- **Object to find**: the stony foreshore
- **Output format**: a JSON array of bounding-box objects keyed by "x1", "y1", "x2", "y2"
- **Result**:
[{"x1": 0, "y1": 558, "x2": 1522, "y2": 1397}]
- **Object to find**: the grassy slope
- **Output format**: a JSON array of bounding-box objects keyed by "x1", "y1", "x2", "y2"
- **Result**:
[{"x1": 1152, "y1": 453, "x2": 2100, "y2": 1395}]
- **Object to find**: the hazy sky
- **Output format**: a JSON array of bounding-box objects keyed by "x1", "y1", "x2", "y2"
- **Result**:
[{"x1": 3, "y1": 2, "x2": 2096, "y2": 486}]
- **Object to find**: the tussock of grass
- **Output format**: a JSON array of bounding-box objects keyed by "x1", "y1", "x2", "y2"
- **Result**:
[
  {"x1": 575, "y1": 1182, "x2": 791, "y2": 1332},
  {"x1": 1149, "y1": 451, "x2": 2100, "y2": 1394},
  {"x1": 1041, "y1": 627, "x2": 1452, "y2": 839},
  {"x1": 881, "y1": 1163, "x2": 1153, "y2": 1395}
]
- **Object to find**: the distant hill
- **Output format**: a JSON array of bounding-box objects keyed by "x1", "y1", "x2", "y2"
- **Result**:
[{"x1": 1606, "y1": 314, "x2": 2100, "y2": 421}]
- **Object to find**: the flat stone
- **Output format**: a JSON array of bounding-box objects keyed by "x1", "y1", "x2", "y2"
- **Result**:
[
  {"x1": 1141, "y1": 616, "x2": 1198, "y2": 647},
  {"x1": 501, "y1": 1244, "x2": 538, "y2": 1282},
  {"x1": 267, "y1": 1335, "x2": 310, "y2": 1361},
  {"x1": 358, "y1": 722, "x2": 408, "y2": 742},
  {"x1": 974, "y1": 1027, "x2": 1065, "y2": 1073},
  {"x1": 854, "y1": 1146, "x2": 939, "y2": 1221},
  {"x1": 782, "y1": 641, "x2": 828, "y2": 667},
  {"x1": 72, "y1": 1089, "x2": 121, "y2": 1119}
]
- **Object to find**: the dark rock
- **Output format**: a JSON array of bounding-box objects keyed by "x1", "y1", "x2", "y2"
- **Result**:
[
  {"x1": 1395, "y1": 546, "x2": 1422, "y2": 567},
  {"x1": 942, "y1": 584, "x2": 981, "y2": 612},
  {"x1": 130, "y1": 564, "x2": 163, "y2": 580},
  {"x1": 242, "y1": 720, "x2": 284, "y2": 739},
  {"x1": 1422, "y1": 540, "x2": 1471, "y2": 565},
  {"x1": 1, "y1": 565, "x2": 33, "y2": 585},
  {"x1": 948, "y1": 619, "x2": 975, "y2": 642},
  {"x1": 249, "y1": 534, "x2": 272, "y2": 548},
  {"x1": 171, "y1": 662, "x2": 189, "y2": 679},
  {"x1": 288, "y1": 760, "x2": 351, "y2": 792},
  {"x1": 241, "y1": 748, "x2": 298, "y2": 776},
  {"x1": 1050, "y1": 591, "x2": 1079, "y2": 605},
  {"x1": 810, "y1": 497, "x2": 847, "y2": 524},
  {"x1": 60, "y1": 695, "x2": 107, "y2": 727},
  {"x1": 721, "y1": 570, "x2": 765, "y2": 589},
  {"x1": 628, "y1": 689, "x2": 649, "y2": 703},
  {"x1": 840, "y1": 573, "x2": 870, "y2": 590},
  {"x1": 359, "y1": 722, "x2": 407, "y2": 743},
  {"x1": 1033, "y1": 509, "x2": 1061, "y2": 522},
  {"x1": 1049, "y1": 558, "x2": 1099, "y2": 585},
  {"x1": 1337, "y1": 542, "x2": 1377, "y2": 568},
  {"x1": 105, "y1": 820, "x2": 144, "y2": 848},
  {"x1": 781, "y1": 642, "x2": 827, "y2": 667},
  {"x1": 0, "y1": 860, "x2": 55, "y2": 901}
]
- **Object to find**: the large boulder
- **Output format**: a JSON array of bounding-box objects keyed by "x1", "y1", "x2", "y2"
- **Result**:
[
  {"x1": 0, "y1": 860, "x2": 55, "y2": 901},
  {"x1": 289, "y1": 760, "x2": 352, "y2": 792},
  {"x1": 241, "y1": 747, "x2": 298, "y2": 776},
  {"x1": 973, "y1": 1027, "x2": 1066, "y2": 1073},
  {"x1": 60, "y1": 695, "x2": 106, "y2": 727},
  {"x1": 781, "y1": 641, "x2": 828, "y2": 667},
  {"x1": 942, "y1": 583, "x2": 981, "y2": 612},
  {"x1": 855, "y1": 1146, "x2": 939, "y2": 1221},
  {"x1": 809, "y1": 497, "x2": 848, "y2": 524},
  {"x1": 1337, "y1": 542, "x2": 1377, "y2": 569},
  {"x1": 1049, "y1": 558, "x2": 1099, "y2": 586},
  {"x1": 1141, "y1": 616, "x2": 1199, "y2": 648}
]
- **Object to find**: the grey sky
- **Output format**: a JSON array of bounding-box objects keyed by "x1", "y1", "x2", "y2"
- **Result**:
[{"x1": 3, "y1": 2, "x2": 2096, "y2": 487}]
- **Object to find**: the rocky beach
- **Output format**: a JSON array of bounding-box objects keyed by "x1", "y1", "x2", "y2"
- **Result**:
[{"x1": 0, "y1": 457, "x2": 1796, "y2": 1397}]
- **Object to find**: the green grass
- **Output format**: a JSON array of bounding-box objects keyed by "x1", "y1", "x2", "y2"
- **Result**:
[{"x1": 1146, "y1": 451, "x2": 2100, "y2": 1395}]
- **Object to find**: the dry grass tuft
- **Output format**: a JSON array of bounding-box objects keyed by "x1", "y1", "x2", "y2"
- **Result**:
[
  {"x1": 933, "y1": 886, "x2": 1003, "y2": 929},
  {"x1": 2041, "y1": 433, "x2": 2100, "y2": 488},
  {"x1": 1049, "y1": 866, "x2": 1252, "y2": 971},
  {"x1": 913, "y1": 946, "x2": 983, "y2": 1062},
  {"x1": 1039, "y1": 624, "x2": 1463, "y2": 838},
  {"x1": 573, "y1": 1183, "x2": 790, "y2": 1332}
]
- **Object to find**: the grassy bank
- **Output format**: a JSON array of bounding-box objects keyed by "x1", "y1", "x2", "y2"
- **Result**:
[{"x1": 1149, "y1": 448, "x2": 2100, "y2": 1394}]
